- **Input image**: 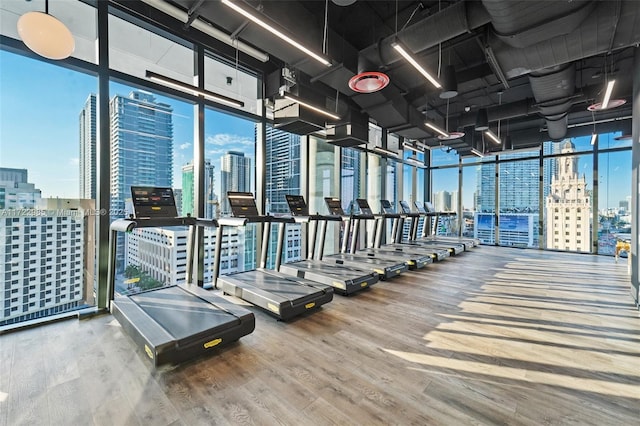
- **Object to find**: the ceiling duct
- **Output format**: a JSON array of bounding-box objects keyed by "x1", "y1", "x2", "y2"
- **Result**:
[
  {"x1": 529, "y1": 63, "x2": 575, "y2": 140},
  {"x1": 326, "y1": 108, "x2": 369, "y2": 147},
  {"x1": 486, "y1": 1, "x2": 640, "y2": 80},
  {"x1": 482, "y1": 0, "x2": 595, "y2": 49}
]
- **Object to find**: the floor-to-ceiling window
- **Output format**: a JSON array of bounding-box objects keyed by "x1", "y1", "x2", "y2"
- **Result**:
[
  {"x1": 499, "y1": 150, "x2": 540, "y2": 248},
  {"x1": 543, "y1": 138, "x2": 593, "y2": 252},
  {"x1": 309, "y1": 136, "x2": 340, "y2": 255},
  {"x1": 0, "y1": 52, "x2": 98, "y2": 325}
]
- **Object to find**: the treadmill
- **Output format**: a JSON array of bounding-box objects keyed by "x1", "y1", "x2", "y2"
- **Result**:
[
  {"x1": 418, "y1": 201, "x2": 480, "y2": 248},
  {"x1": 337, "y1": 198, "x2": 434, "y2": 269},
  {"x1": 397, "y1": 200, "x2": 465, "y2": 255},
  {"x1": 215, "y1": 192, "x2": 333, "y2": 320},
  {"x1": 351, "y1": 199, "x2": 449, "y2": 269},
  {"x1": 279, "y1": 195, "x2": 397, "y2": 288},
  {"x1": 107, "y1": 186, "x2": 255, "y2": 368}
]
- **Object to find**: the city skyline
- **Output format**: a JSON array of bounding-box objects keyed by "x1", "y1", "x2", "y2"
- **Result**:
[
  {"x1": 0, "y1": 51, "x2": 256, "y2": 201},
  {"x1": 0, "y1": 50, "x2": 632, "y2": 214}
]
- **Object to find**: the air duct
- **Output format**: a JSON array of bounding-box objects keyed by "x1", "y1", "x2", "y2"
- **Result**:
[{"x1": 529, "y1": 63, "x2": 576, "y2": 140}]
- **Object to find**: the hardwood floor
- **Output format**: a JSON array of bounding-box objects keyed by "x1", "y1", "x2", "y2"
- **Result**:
[{"x1": 1, "y1": 246, "x2": 639, "y2": 425}]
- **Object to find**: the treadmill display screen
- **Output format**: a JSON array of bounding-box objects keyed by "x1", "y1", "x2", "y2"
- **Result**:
[
  {"x1": 424, "y1": 201, "x2": 437, "y2": 213},
  {"x1": 355, "y1": 199, "x2": 373, "y2": 215},
  {"x1": 228, "y1": 192, "x2": 260, "y2": 217},
  {"x1": 130, "y1": 186, "x2": 178, "y2": 218},
  {"x1": 324, "y1": 197, "x2": 344, "y2": 216},
  {"x1": 380, "y1": 199, "x2": 395, "y2": 214},
  {"x1": 285, "y1": 195, "x2": 309, "y2": 216},
  {"x1": 414, "y1": 202, "x2": 427, "y2": 214},
  {"x1": 399, "y1": 200, "x2": 413, "y2": 214}
]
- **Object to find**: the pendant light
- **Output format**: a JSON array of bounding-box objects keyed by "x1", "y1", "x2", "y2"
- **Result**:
[{"x1": 17, "y1": 0, "x2": 75, "y2": 60}]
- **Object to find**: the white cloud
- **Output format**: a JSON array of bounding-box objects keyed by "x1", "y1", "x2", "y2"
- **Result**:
[
  {"x1": 69, "y1": 157, "x2": 79, "y2": 166},
  {"x1": 179, "y1": 142, "x2": 192, "y2": 150},
  {"x1": 206, "y1": 133, "x2": 254, "y2": 147}
]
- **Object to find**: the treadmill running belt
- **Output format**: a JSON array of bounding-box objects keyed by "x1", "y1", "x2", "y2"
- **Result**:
[{"x1": 130, "y1": 286, "x2": 239, "y2": 342}]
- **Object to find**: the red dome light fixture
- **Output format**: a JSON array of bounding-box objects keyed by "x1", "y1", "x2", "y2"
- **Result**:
[{"x1": 348, "y1": 71, "x2": 390, "y2": 93}]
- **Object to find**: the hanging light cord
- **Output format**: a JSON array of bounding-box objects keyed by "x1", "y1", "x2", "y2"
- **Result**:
[
  {"x1": 323, "y1": 0, "x2": 328, "y2": 54},
  {"x1": 45, "y1": 0, "x2": 49, "y2": 14}
]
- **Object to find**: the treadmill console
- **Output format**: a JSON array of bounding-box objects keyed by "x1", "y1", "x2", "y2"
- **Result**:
[
  {"x1": 399, "y1": 200, "x2": 413, "y2": 214},
  {"x1": 424, "y1": 201, "x2": 437, "y2": 213},
  {"x1": 228, "y1": 192, "x2": 260, "y2": 217},
  {"x1": 414, "y1": 202, "x2": 428, "y2": 214},
  {"x1": 285, "y1": 195, "x2": 310, "y2": 216},
  {"x1": 380, "y1": 199, "x2": 395, "y2": 214},
  {"x1": 355, "y1": 199, "x2": 374, "y2": 216},
  {"x1": 131, "y1": 186, "x2": 178, "y2": 218},
  {"x1": 324, "y1": 197, "x2": 345, "y2": 216}
]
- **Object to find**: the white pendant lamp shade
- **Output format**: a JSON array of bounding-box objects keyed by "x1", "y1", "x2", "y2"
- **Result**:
[{"x1": 17, "y1": 11, "x2": 75, "y2": 60}]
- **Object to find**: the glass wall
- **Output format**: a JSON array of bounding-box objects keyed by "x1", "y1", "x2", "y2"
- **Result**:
[
  {"x1": 474, "y1": 158, "x2": 497, "y2": 244},
  {"x1": 0, "y1": 51, "x2": 97, "y2": 325},
  {"x1": 431, "y1": 167, "x2": 459, "y2": 236},
  {"x1": 543, "y1": 140, "x2": 593, "y2": 252},
  {"x1": 265, "y1": 126, "x2": 302, "y2": 266},
  {"x1": 461, "y1": 164, "x2": 479, "y2": 238},
  {"x1": 498, "y1": 151, "x2": 540, "y2": 248},
  {"x1": 341, "y1": 147, "x2": 363, "y2": 213},
  {"x1": 204, "y1": 108, "x2": 256, "y2": 273},
  {"x1": 597, "y1": 149, "x2": 631, "y2": 255},
  {"x1": 308, "y1": 137, "x2": 340, "y2": 255}
]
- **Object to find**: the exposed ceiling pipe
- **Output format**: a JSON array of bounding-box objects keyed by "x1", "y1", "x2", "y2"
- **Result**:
[
  {"x1": 359, "y1": 1, "x2": 491, "y2": 68},
  {"x1": 529, "y1": 63, "x2": 576, "y2": 140},
  {"x1": 488, "y1": 1, "x2": 640, "y2": 79}
]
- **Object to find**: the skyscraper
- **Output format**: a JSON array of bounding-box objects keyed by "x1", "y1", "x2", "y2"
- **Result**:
[
  {"x1": 265, "y1": 126, "x2": 300, "y2": 214},
  {"x1": 79, "y1": 93, "x2": 97, "y2": 199},
  {"x1": 110, "y1": 90, "x2": 173, "y2": 269},
  {"x1": 475, "y1": 151, "x2": 539, "y2": 246},
  {"x1": 545, "y1": 140, "x2": 591, "y2": 252},
  {"x1": 264, "y1": 126, "x2": 302, "y2": 265},
  {"x1": 182, "y1": 159, "x2": 216, "y2": 218},
  {"x1": 220, "y1": 151, "x2": 251, "y2": 214}
]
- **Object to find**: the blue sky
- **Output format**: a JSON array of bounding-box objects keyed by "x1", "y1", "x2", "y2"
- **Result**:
[{"x1": 0, "y1": 51, "x2": 256, "y2": 200}]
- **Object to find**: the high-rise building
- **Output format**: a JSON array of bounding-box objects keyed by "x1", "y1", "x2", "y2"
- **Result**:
[
  {"x1": 110, "y1": 91, "x2": 173, "y2": 269},
  {"x1": 433, "y1": 190, "x2": 452, "y2": 211},
  {"x1": 0, "y1": 198, "x2": 94, "y2": 326},
  {"x1": 265, "y1": 126, "x2": 300, "y2": 214},
  {"x1": 79, "y1": 94, "x2": 97, "y2": 199},
  {"x1": 475, "y1": 151, "x2": 539, "y2": 246},
  {"x1": 0, "y1": 167, "x2": 41, "y2": 209},
  {"x1": 125, "y1": 227, "x2": 244, "y2": 287},
  {"x1": 220, "y1": 151, "x2": 251, "y2": 215},
  {"x1": 545, "y1": 140, "x2": 591, "y2": 252},
  {"x1": 264, "y1": 126, "x2": 302, "y2": 265},
  {"x1": 181, "y1": 159, "x2": 216, "y2": 218}
]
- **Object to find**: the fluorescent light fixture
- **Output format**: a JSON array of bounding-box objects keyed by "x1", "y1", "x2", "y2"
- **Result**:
[
  {"x1": 146, "y1": 71, "x2": 245, "y2": 108},
  {"x1": 425, "y1": 122, "x2": 449, "y2": 138},
  {"x1": 391, "y1": 40, "x2": 441, "y2": 88},
  {"x1": 470, "y1": 148, "x2": 485, "y2": 157},
  {"x1": 221, "y1": 0, "x2": 331, "y2": 67},
  {"x1": 373, "y1": 146, "x2": 398, "y2": 157},
  {"x1": 601, "y1": 80, "x2": 615, "y2": 109},
  {"x1": 405, "y1": 156, "x2": 425, "y2": 168},
  {"x1": 484, "y1": 129, "x2": 501, "y2": 145},
  {"x1": 590, "y1": 132, "x2": 597, "y2": 145},
  {"x1": 283, "y1": 94, "x2": 340, "y2": 120},
  {"x1": 140, "y1": 0, "x2": 268, "y2": 62},
  {"x1": 403, "y1": 142, "x2": 423, "y2": 153}
]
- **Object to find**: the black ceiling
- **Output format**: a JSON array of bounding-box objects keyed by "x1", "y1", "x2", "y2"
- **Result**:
[{"x1": 129, "y1": 0, "x2": 639, "y2": 155}]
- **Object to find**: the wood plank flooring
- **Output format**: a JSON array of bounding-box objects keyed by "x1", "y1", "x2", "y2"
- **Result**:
[{"x1": 1, "y1": 246, "x2": 639, "y2": 425}]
